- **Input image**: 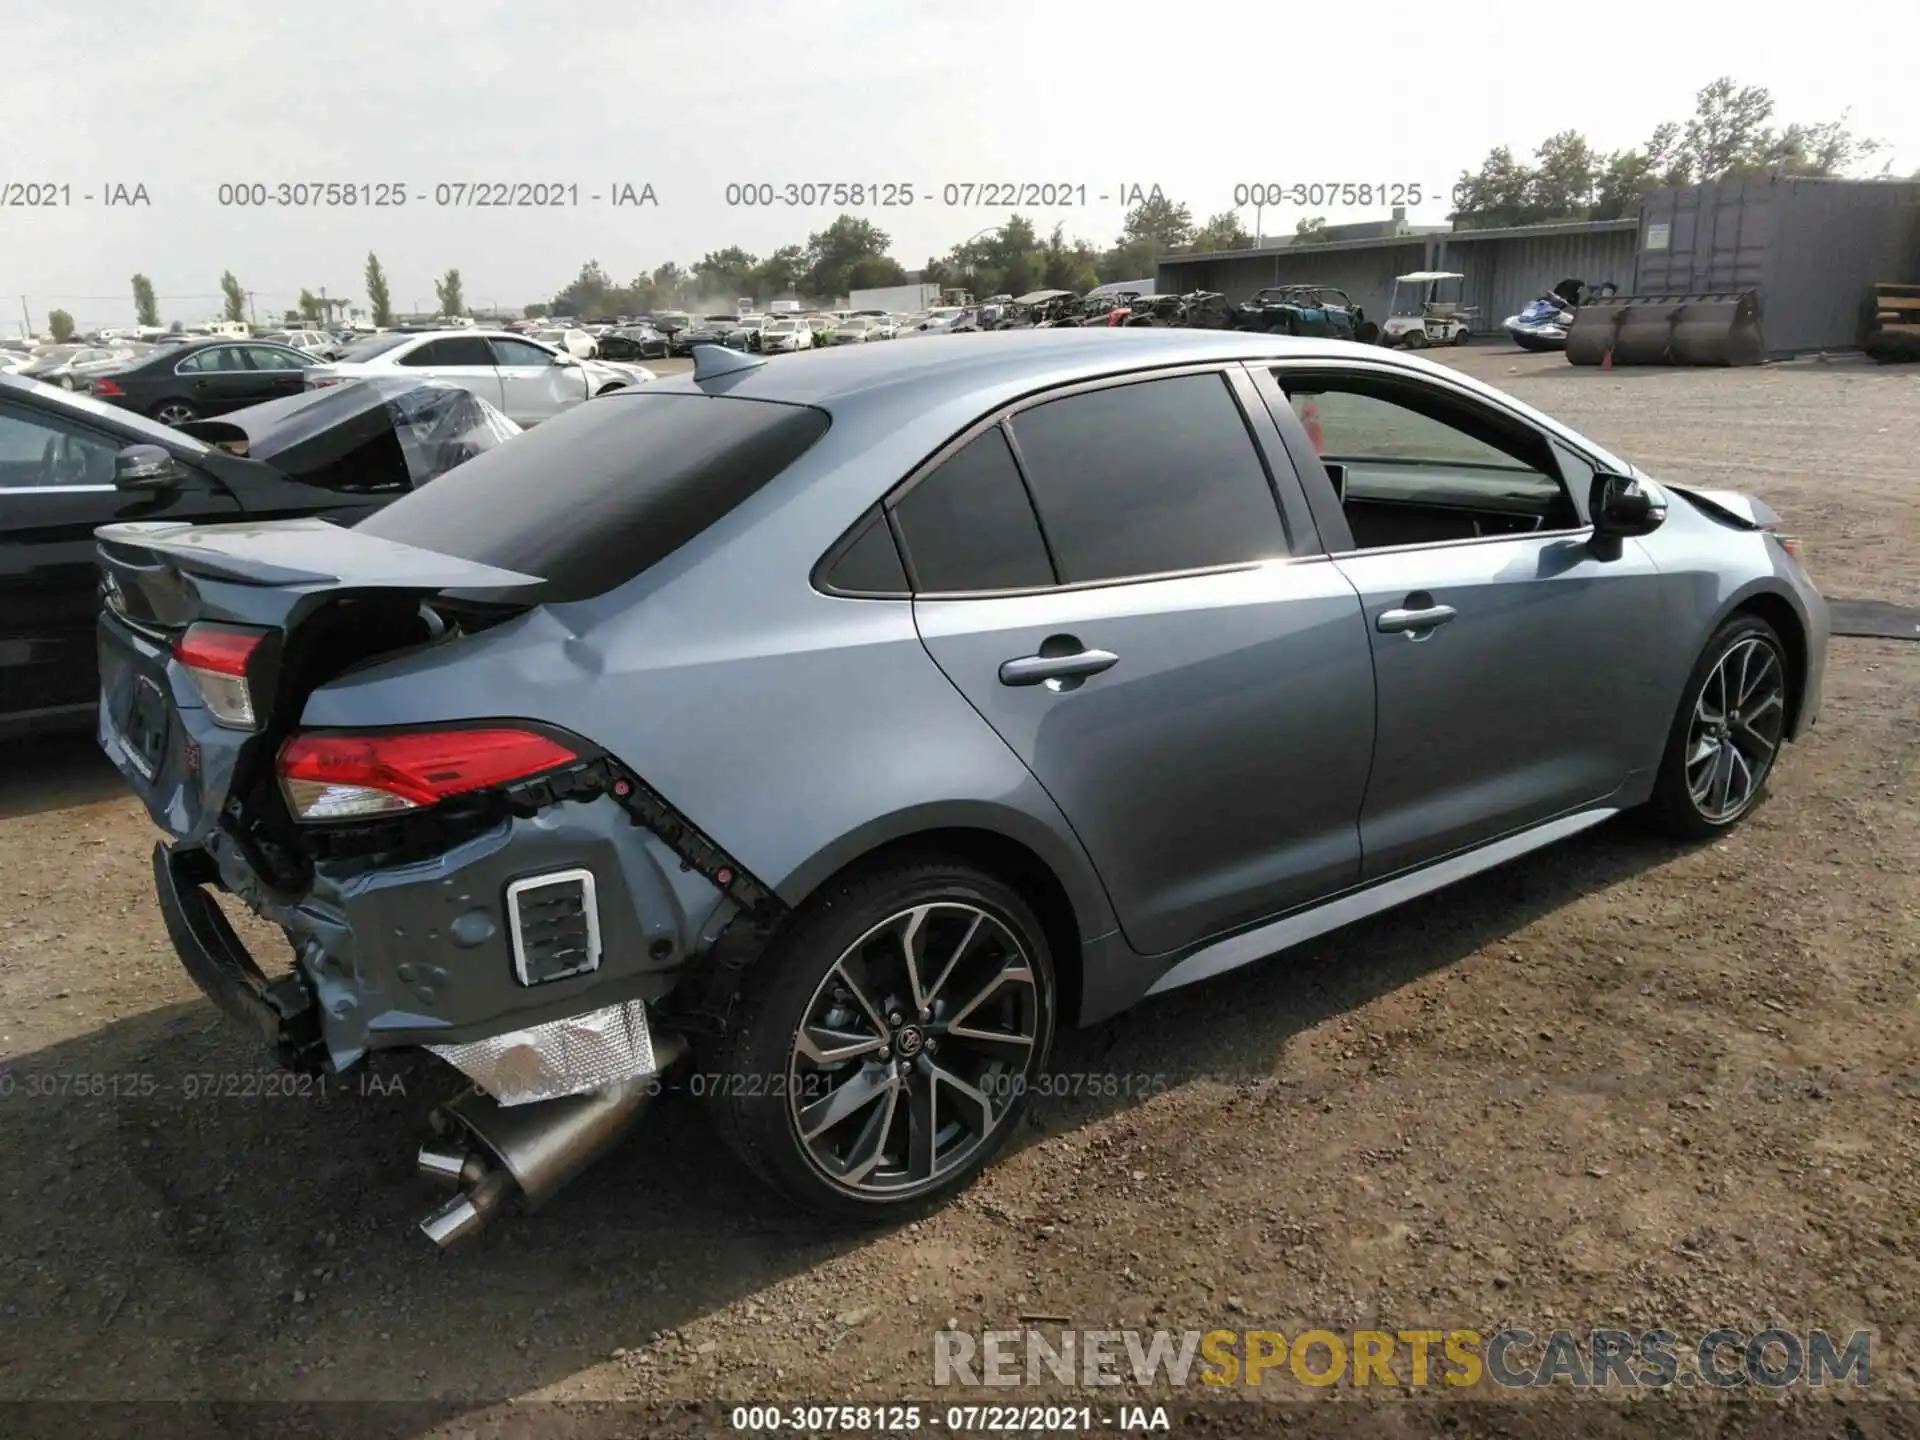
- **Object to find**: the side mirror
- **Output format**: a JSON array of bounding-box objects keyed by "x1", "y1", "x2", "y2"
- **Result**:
[
  {"x1": 114, "y1": 444, "x2": 187, "y2": 491},
  {"x1": 1589, "y1": 471, "x2": 1666, "y2": 538}
]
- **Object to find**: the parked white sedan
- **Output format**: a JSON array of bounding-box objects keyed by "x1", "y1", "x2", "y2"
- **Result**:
[{"x1": 304, "y1": 330, "x2": 653, "y2": 426}]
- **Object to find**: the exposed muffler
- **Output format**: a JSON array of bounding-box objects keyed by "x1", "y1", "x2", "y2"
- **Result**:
[{"x1": 417, "y1": 1029, "x2": 687, "y2": 1248}]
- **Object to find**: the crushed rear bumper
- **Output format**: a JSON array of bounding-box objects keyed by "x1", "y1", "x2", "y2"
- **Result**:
[{"x1": 152, "y1": 841, "x2": 329, "y2": 1071}]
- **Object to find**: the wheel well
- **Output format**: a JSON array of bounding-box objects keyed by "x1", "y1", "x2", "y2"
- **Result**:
[
  {"x1": 798, "y1": 828, "x2": 1085, "y2": 1029},
  {"x1": 1731, "y1": 591, "x2": 1808, "y2": 732}
]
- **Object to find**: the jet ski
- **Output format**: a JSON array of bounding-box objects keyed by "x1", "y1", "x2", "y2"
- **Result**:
[{"x1": 1504, "y1": 293, "x2": 1576, "y2": 352}]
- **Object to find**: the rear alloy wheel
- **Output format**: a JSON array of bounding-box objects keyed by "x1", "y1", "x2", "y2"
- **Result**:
[
  {"x1": 152, "y1": 399, "x2": 199, "y2": 425},
  {"x1": 704, "y1": 857, "x2": 1056, "y2": 1220},
  {"x1": 1646, "y1": 616, "x2": 1789, "y2": 837}
]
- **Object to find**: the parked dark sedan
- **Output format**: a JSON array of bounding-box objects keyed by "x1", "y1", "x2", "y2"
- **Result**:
[
  {"x1": 87, "y1": 338, "x2": 321, "y2": 426},
  {"x1": 0, "y1": 372, "x2": 515, "y2": 737},
  {"x1": 669, "y1": 319, "x2": 734, "y2": 357},
  {"x1": 595, "y1": 326, "x2": 669, "y2": 361}
]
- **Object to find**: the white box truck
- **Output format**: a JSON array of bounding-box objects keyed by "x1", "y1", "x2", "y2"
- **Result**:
[{"x1": 848, "y1": 282, "x2": 941, "y2": 314}]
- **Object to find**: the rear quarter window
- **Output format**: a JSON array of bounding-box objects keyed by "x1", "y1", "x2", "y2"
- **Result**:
[{"x1": 354, "y1": 390, "x2": 829, "y2": 602}]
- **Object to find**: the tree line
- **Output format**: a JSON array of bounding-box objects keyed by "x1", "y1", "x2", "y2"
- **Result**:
[{"x1": 42, "y1": 78, "x2": 1897, "y2": 341}]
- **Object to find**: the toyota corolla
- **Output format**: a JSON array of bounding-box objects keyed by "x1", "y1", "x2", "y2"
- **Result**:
[{"x1": 94, "y1": 331, "x2": 1826, "y2": 1245}]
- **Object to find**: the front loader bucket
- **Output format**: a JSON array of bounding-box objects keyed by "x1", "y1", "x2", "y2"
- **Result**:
[{"x1": 1565, "y1": 291, "x2": 1764, "y2": 367}]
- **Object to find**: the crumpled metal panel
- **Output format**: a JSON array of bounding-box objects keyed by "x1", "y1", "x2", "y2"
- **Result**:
[{"x1": 428, "y1": 1000, "x2": 657, "y2": 1106}]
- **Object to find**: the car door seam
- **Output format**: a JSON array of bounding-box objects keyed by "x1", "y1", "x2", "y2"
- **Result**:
[
  {"x1": 905, "y1": 595, "x2": 1125, "y2": 931},
  {"x1": 1326, "y1": 552, "x2": 1385, "y2": 876}
]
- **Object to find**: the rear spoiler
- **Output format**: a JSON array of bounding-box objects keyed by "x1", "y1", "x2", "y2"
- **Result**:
[{"x1": 96, "y1": 517, "x2": 544, "y2": 591}]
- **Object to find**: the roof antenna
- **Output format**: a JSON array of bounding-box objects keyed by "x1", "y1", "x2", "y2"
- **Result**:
[{"x1": 690, "y1": 344, "x2": 767, "y2": 382}]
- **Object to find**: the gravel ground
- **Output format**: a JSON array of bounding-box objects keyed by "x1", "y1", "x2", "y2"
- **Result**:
[{"x1": 1, "y1": 344, "x2": 1916, "y2": 1438}]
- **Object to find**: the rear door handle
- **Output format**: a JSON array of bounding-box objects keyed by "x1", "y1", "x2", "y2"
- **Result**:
[
  {"x1": 1377, "y1": 604, "x2": 1457, "y2": 634},
  {"x1": 998, "y1": 648, "x2": 1119, "y2": 686}
]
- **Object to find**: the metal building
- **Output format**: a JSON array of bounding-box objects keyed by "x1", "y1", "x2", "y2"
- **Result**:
[
  {"x1": 1631, "y1": 177, "x2": 1920, "y2": 355},
  {"x1": 1157, "y1": 219, "x2": 1639, "y2": 337},
  {"x1": 1155, "y1": 235, "x2": 1433, "y2": 333},
  {"x1": 1430, "y1": 221, "x2": 1638, "y2": 333}
]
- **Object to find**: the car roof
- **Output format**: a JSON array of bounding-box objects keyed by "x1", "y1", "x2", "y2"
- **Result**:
[{"x1": 643, "y1": 328, "x2": 1417, "y2": 410}]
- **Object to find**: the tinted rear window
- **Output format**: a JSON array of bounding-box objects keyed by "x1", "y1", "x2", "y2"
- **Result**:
[
  {"x1": 891, "y1": 425, "x2": 1053, "y2": 592},
  {"x1": 356, "y1": 390, "x2": 829, "y2": 602}
]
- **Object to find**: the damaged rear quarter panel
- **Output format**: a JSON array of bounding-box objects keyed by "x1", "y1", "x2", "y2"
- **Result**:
[{"x1": 209, "y1": 795, "x2": 727, "y2": 1070}]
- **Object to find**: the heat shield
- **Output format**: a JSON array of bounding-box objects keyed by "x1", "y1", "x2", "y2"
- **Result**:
[{"x1": 427, "y1": 1000, "x2": 659, "y2": 1106}]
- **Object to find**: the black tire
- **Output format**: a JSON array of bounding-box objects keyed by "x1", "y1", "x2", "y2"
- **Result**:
[
  {"x1": 1643, "y1": 614, "x2": 1790, "y2": 839},
  {"x1": 703, "y1": 853, "x2": 1058, "y2": 1222},
  {"x1": 1453, "y1": 327, "x2": 1472, "y2": 346},
  {"x1": 1356, "y1": 320, "x2": 1381, "y2": 345}
]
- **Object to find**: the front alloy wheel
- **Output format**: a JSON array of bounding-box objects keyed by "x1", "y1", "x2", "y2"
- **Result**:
[
  {"x1": 1647, "y1": 616, "x2": 1789, "y2": 837},
  {"x1": 1683, "y1": 633, "x2": 1786, "y2": 824},
  {"x1": 703, "y1": 857, "x2": 1056, "y2": 1220}
]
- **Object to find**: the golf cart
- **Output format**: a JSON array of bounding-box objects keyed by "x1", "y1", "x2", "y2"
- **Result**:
[{"x1": 1381, "y1": 271, "x2": 1475, "y2": 349}]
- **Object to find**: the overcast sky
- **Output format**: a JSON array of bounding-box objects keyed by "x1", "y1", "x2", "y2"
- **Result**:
[{"x1": 6, "y1": 0, "x2": 1914, "y2": 331}]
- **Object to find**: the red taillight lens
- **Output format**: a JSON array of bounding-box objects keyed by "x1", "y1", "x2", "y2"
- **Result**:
[
  {"x1": 276, "y1": 729, "x2": 578, "y2": 822},
  {"x1": 174, "y1": 623, "x2": 267, "y2": 729},
  {"x1": 176, "y1": 624, "x2": 264, "y2": 676},
  {"x1": 310, "y1": 376, "x2": 349, "y2": 388},
  {"x1": 92, "y1": 378, "x2": 124, "y2": 396}
]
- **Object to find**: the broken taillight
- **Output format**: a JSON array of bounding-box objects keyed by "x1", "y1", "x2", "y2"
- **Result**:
[
  {"x1": 174, "y1": 623, "x2": 268, "y2": 729},
  {"x1": 276, "y1": 729, "x2": 578, "y2": 822},
  {"x1": 91, "y1": 377, "x2": 125, "y2": 397}
]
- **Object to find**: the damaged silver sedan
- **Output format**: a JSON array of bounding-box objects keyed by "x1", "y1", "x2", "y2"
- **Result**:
[{"x1": 95, "y1": 333, "x2": 1826, "y2": 1246}]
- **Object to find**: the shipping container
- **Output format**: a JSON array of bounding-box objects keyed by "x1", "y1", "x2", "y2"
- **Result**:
[{"x1": 1632, "y1": 178, "x2": 1920, "y2": 355}]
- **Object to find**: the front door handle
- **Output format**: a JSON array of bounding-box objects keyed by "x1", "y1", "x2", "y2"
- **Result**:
[
  {"x1": 998, "y1": 648, "x2": 1119, "y2": 687},
  {"x1": 1377, "y1": 604, "x2": 1457, "y2": 634}
]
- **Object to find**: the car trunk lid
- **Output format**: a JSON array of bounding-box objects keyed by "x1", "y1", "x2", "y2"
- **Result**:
[{"x1": 95, "y1": 517, "x2": 542, "y2": 847}]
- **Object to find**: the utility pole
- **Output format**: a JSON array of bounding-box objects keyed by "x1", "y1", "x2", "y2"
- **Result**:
[
  {"x1": 247, "y1": 291, "x2": 258, "y2": 328},
  {"x1": 18, "y1": 295, "x2": 29, "y2": 339}
]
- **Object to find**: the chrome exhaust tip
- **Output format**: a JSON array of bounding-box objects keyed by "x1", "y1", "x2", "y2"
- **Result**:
[
  {"x1": 416, "y1": 1141, "x2": 488, "y2": 1190},
  {"x1": 418, "y1": 1168, "x2": 513, "y2": 1247},
  {"x1": 415, "y1": 1030, "x2": 685, "y2": 1249}
]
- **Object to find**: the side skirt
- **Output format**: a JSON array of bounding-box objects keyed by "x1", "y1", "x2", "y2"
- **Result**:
[{"x1": 1144, "y1": 807, "x2": 1620, "y2": 998}]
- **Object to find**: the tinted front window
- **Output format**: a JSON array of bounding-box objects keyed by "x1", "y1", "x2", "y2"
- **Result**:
[
  {"x1": 1006, "y1": 373, "x2": 1287, "y2": 583},
  {"x1": 0, "y1": 402, "x2": 121, "y2": 487},
  {"x1": 357, "y1": 391, "x2": 829, "y2": 603},
  {"x1": 891, "y1": 426, "x2": 1053, "y2": 592}
]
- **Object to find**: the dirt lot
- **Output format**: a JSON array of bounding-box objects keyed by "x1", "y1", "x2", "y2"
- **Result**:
[{"x1": 2, "y1": 346, "x2": 1917, "y2": 1437}]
